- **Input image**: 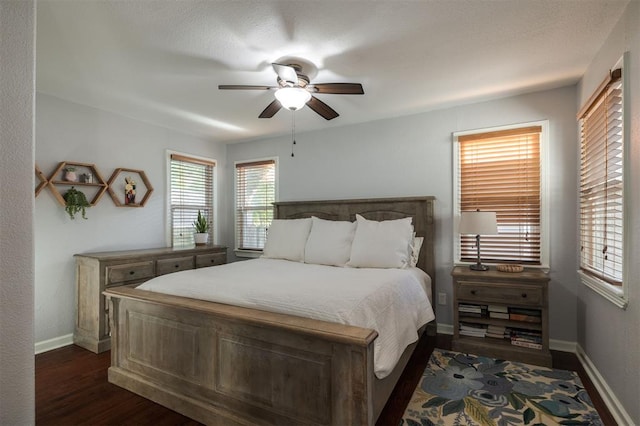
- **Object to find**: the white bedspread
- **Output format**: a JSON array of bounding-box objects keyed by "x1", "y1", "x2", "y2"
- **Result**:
[{"x1": 136, "y1": 258, "x2": 435, "y2": 379}]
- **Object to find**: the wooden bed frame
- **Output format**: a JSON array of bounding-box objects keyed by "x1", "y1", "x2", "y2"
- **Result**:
[{"x1": 105, "y1": 196, "x2": 435, "y2": 425}]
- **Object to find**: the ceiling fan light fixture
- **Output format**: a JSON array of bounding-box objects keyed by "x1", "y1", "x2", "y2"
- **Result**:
[{"x1": 275, "y1": 87, "x2": 311, "y2": 111}]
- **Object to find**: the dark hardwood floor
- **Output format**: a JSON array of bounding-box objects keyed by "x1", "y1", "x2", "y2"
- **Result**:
[{"x1": 36, "y1": 334, "x2": 616, "y2": 425}]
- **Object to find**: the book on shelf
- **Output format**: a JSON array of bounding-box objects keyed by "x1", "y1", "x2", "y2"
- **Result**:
[
  {"x1": 509, "y1": 307, "x2": 542, "y2": 316},
  {"x1": 486, "y1": 324, "x2": 507, "y2": 339},
  {"x1": 509, "y1": 328, "x2": 542, "y2": 338},
  {"x1": 509, "y1": 313, "x2": 542, "y2": 323},
  {"x1": 489, "y1": 312, "x2": 510, "y2": 319},
  {"x1": 487, "y1": 304, "x2": 509, "y2": 313},
  {"x1": 459, "y1": 323, "x2": 487, "y2": 337},
  {"x1": 509, "y1": 330, "x2": 542, "y2": 347},
  {"x1": 509, "y1": 307, "x2": 542, "y2": 322},
  {"x1": 459, "y1": 304, "x2": 486, "y2": 313},
  {"x1": 511, "y1": 339, "x2": 542, "y2": 350}
]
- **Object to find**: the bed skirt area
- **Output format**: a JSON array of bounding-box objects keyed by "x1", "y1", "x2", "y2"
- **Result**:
[{"x1": 106, "y1": 286, "x2": 428, "y2": 425}]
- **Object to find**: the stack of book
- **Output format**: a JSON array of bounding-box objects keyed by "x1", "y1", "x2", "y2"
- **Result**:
[
  {"x1": 459, "y1": 303, "x2": 487, "y2": 318},
  {"x1": 459, "y1": 322, "x2": 487, "y2": 338},
  {"x1": 488, "y1": 304, "x2": 509, "y2": 319},
  {"x1": 486, "y1": 324, "x2": 506, "y2": 340},
  {"x1": 510, "y1": 329, "x2": 543, "y2": 349},
  {"x1": 509, "y1": 308, "x2": 542, "y2": 323}
]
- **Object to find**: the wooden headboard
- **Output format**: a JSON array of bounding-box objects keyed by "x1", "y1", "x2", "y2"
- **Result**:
[{"x1": 274, "y1": 196, "x2": 436, "y2": 300}]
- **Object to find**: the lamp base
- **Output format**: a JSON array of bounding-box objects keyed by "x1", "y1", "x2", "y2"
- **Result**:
[{"x1": 470, "y1": 264, "x2": 489, "y2": 271}]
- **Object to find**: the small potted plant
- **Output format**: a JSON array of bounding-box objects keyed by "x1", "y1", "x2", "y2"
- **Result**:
[
  {"x1": 193, "y1": 210, "x2": 209, "y2": 246},
  {"x1": 63, "y1": 186, "x2": 90, "y2": 219},
  {"x1": 64, "y1": 167, "x2": 78, "y2": 182}
]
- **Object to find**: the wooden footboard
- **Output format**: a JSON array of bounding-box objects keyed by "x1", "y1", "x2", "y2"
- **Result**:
[{"x1": 106, "y1": 286, "x2": 379, "y2": 425}]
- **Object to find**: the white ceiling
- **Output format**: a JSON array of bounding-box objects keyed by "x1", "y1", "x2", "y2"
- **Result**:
[{"x1": 36, "y1": 0, "x2": 628, "y2": 144}]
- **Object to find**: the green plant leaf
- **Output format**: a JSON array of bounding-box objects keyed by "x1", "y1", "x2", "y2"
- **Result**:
[
  {"x1": 423, "y1": 396, "x2": 448, "y2": 408},
  {"x1": 442, "y1": 399, "x2": 465, "y2": 416},
  {"x1": 523, "y1": 407, "x2": 535, "y2": 424}
]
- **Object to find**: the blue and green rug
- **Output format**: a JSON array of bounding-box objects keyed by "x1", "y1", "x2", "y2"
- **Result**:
[{"x1": 401, "y1": 348, "x2": 603, "y2": 426}]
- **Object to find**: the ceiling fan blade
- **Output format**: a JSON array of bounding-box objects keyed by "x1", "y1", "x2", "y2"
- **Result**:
[
  {"x1": 307, "y1": 96, "x2": 339, "y2": 120},
  {"x1": 258, "y1": 99, "x2": 282, "y2": 118},
  {"x1": 218, "y1": 85, "x2": 276, "y2": 90},
  {"x1": 309, "y1": 83, "x2": 364, "y2": 95},
  {"x1": 272, "y1": 63, "x2": 299, "y2": 84}
]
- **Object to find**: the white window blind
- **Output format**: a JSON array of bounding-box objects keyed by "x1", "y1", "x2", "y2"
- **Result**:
[
  {"x1": 235, "y1": 160, "x2": 276, "y2": 251},
  {"x1": 578, "y1": 68, "x2": 623, "y2": 286},
  {"x1": 170, "y1": 154, "x2": 215, "y2": 247},
  {"x1": 457, "y1": 126, "x2": 542, "y2": 264}
]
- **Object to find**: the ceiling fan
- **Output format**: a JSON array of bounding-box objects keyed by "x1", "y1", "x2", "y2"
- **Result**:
[{"x1": 218, "y1": 62, "x2": 364, "y2": 120}]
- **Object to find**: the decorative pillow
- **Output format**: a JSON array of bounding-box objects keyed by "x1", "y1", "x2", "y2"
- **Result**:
[
  {"x1": 262, "y1": 218, "x2": 312, "y2": 262},
  {"x1": 347, "y1": 214, "x2": 414, "y2": 269},
  {"x1": 304, "y1": 217, "x2": 356, "y2": 267},
  {"x1": 409, "y1": 236, "x2": 424, "y2": 268}
]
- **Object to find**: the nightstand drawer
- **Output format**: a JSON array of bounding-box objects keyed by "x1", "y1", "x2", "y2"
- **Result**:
[
  {"x1": 106, "y1": 261, "x2": 155, "y2": 285},
  {"x1": 156, "y1": 256, "x2": 194, "y2": 276},
  {"x1": 196, "y1": 252, "x2": 226, "y2": 268},
  {"x1": 457, "y1": 281, "x2": 543, "y2": 306}
]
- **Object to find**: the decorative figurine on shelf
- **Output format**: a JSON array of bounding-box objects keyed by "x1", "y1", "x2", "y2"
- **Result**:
[
  {"x1": 124, "y1": 176, "x2": 136, "y2": 205},
  {"x1": 64, "y1": 167, "x2": 78, "y2": 182},
  {"x1": 80, "y1": 172, "x2": 93, "y2": 184}
]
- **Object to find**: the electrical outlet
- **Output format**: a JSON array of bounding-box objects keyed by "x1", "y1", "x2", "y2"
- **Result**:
[{"x1": 438, "y1": 292, "x2": 447, "y2": 305}]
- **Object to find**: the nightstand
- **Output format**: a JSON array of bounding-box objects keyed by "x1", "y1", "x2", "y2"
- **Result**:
[{"x1": 451, "y1": 266, "x2": 551, "y2": 367}]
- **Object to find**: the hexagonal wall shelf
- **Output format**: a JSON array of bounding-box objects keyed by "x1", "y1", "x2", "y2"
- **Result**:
[
  {"x1": 47, "y1": 161, "x2": 108, "y2": 206},
  {"x1": 35, "y1": 164, "x2": 48, "y2": 197},
  {"x1": 107, "y1": 168, "x2": 153, "y2": 207}
]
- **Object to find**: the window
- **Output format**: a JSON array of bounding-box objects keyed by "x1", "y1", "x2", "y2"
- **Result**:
[
  {"x1": 454, "y1": 123, "x2": 548, "y2": 267},
  {"x1": 578, "y1": 61, "x2": 627, "y2": 308},
  {"x1": 235, "y1": 159, "x2": 276, "y2": 252},
  {"x1": 169, "y1": 153, "x2": 215, "y2": 247}
]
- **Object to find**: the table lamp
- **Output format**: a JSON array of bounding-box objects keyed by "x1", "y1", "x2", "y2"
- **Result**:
[{"x1": 459, "y1": 210, "x2": 498, "y2": 271}]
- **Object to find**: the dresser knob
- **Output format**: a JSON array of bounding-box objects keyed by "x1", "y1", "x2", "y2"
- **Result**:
[
  {"x1": 174, "y1": 264, "x2": 180, "y2": 268},
  {"x1": 470, "y1": 290, "x2": 476, "y2": 295},
  {"x1": 522, "y1": 293, "x2": 527, "y2": 298},
  {"x1": 129, "y1": 271, "x2": 135, "y2": 275}
]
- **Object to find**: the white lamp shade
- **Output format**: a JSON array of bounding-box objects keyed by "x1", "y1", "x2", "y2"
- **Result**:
[
  {"x1": 275, "y1": 87, "x2": 311, "y2": 110},
  {"x1": 459, "y1": 211, "x2": 498, "y2": 235}
]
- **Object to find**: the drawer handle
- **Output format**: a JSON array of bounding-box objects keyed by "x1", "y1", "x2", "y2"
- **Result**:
[
  {"x1": 129, "y1": 271, "x2": 135, "y2": 276},
  {"x1": 470, "y1": 290, "x2": 477, "y2": 295},
  {"x1": 521, "y1": 293, "x2": 528, "y2": 298},
  {"x1": 174, "y1": 264, "x2": 180, "y2": 268},
  {"x1": 211, "y1": 259, "x2": 215, "y2": 264}
]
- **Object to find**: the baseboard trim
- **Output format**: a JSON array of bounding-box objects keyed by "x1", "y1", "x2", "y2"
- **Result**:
[
  {"x1": 549, "y1": 338, "x2": 576, "y2": 353},
  {"x1": 576, "y1": 344, "x2": 634, "y2": 426},
  {"x1": 437, "y1": 323, "x2": 453, "y2": 335},
  {"x1": 35, "y1": 334, "x2": 73, "y2": 355}
]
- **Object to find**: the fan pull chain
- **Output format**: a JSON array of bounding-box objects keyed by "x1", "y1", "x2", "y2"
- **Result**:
[{"x1": 291, "y1": 111, "x2": 297, "y2": 157}]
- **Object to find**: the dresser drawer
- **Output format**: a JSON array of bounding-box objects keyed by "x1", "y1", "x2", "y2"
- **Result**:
[
  {"x1": 457, "y1": 281, "x2": 543, "y2": 306},
  {"x1": 196, "y1": 252, "x2": 226, "y2": 268},
  {"x1": 106, "y1": 261, "x2": 155, "y2": 286},
  {"x1": 156, "y1": 256, "x2": 194, "y2": 276}
]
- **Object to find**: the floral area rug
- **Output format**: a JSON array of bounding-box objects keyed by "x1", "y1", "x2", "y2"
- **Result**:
[{"x1": 401, "y1": 348, "x2": 602, "y2": 426}]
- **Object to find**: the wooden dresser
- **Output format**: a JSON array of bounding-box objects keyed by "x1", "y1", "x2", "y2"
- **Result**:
[
  {"x1": 74, "y1": 245, "x2": 227, "y2": 353},
  {"x1": 451, "y1": 266, "x2": 551, "y2": 367}
]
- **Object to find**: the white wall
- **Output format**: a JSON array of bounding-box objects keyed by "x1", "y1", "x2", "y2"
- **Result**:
[
  {"x1": 577, "y1": 1, "x2": 639, "y2": 424},
  {"x1": 35, "y1": 93, "x2": 228, "y2": 344},
  {"x1": 227, "y1": 85, "x2": 579, "y2": 336},
  {"x1": 0, "y1": 0, "x2": 36, "y2": 423}
]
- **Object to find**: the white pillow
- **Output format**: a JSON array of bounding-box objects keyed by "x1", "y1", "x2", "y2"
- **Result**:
[
  {"x1": 410, "y1": 236, "x2": 424, "y2": 268},
  {"x1": 304, "y1": 217, "x2": 356, "y2": 267},
  {"x1": 347, "y1": 214, "x2": 414, "y2": 269},
  {"x1": 262, "y1": 218, "x2": 312, "y2": 262}
]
